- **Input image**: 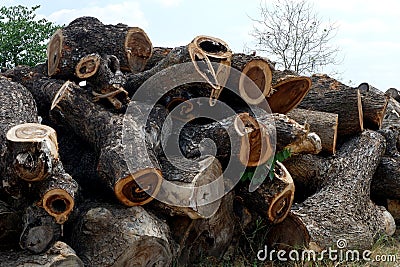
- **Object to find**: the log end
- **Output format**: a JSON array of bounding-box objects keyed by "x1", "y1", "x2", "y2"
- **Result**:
[
  {"x1": 42, "y1": 187, "x2": 75, "y2": 224},
  {"x1": 236, "y1": 113, "x2": 274, "y2": 167},
  {"x1": 114, "y1": 169, "x2": 163, "y2": 206},
  {"x1": 47, "y1": 29, "x2": 63, "y2": 77},
  {"x1": 239, "y1": 59, "x2": 273, "y2": 105},
  {"x1": 192, "y1": 35, "x2": 232, "y2": 59},
  {"x1": 268, "y1": 76, "x2": 312, "y2": 114},
  {"x1": 75, "y1": 54, "x2": 101, "y2": 79},
  {"x1": 125, "y1": 27, "x2": 153, "y2": 73}
]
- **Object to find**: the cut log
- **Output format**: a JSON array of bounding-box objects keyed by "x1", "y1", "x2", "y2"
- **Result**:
[
  {"x1": 20, "y1": 204, "x2": 61, "y2": 254},
  {"x1": 0, "y1": 200, "x2": 21, "y2": 250},
  {"x1": 237, "y1": 161, "x2": 294, "y2": 224},
  {"x1": 382, "y1": 97, "x2": 400, "y2": 128},
  {"x1": 151, "y1": 155, "x2": 224, "y2": 219},
  {"x1": 357, "y1": 82, "x2": 389, "y2": 130},
  {"x1": 385, "y1": 87, "x2": 400, "y2": 103},
  {"x1": 371, "y1": 156, "x2": 400, "y2": 200},
  {"x1": 69, "y1": 202, "x2": 174, "y2": 267},
  {"x1": 298, "y1": 74, "x2": 363, "y2": 137},
  {"x1": 75, "y1": 53, "x2": 129, "y2": 110},
  {"x1": 377, "y1": 126, "x2": 400, "y2": 156},
  {"x1": 0, "y1": 241, "x2": 83, "y2": 266},
  {"x1": 47, "y1": 16, "x2": 153, "y2": 77},
  {"x1": 143, "y1": 47, "x2": 173, "y2": 70},
  {"x1": 287, "y1": 108, "x2": 338, "y2": 154},
  {"x1": 178, "y1": 113, "x2": 274, "y2": 167},
  {"x1": 170, "y1": 192, "x2": 236, "y2": 265},
  {"x1": 226, "y1": 53, "x2": 273, "y2": 105},
  {"x1": 267, "y1": 130, "x2": 396, "y2": 251},
  {"x1": 267, "y1": 70, "x2": 312, "y2": 114},
  {"x1": 272, "y1": 113, "x2": 322, "y2": 155}
]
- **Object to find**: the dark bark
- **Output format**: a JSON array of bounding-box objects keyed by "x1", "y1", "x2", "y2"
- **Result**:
[
  {"x1": 357, "y1": 82, "x2": 389, "y2": 130},
  {"x1": 69, "y1": 202, "x2": 175, "y2": 267},
  {"x1": 267, "y1": 130, "x2": 396, "y2": 250},
  {"x1": 371, "y1": 156, "x2": 400, "y2": 200},
  {"x1": 298, "y1": 74, "x2": 363, "y2": 137},
  {"x1": 287, "y1": 108, "x2": 338, "y2": 154},
  {"x1": 385, "y1": 87, "x2": 400, "y2": 103},
  {"x1": 0, "y1": 200, "x2": 21, "y2": 250},
  {"x1": 47, "y1": 16, "x2": 152, "y2": 78},
  {"x1": 143, "y1": 47, "x2": 173, "y2": 70},
  {"x1": 0, "y1": 241, "x2": 83, "y2": 266}
]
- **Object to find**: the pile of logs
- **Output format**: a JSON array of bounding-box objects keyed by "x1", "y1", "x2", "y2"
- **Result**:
[{"x1": 0, "y1": 16, "x2": 399, "y2": 266}]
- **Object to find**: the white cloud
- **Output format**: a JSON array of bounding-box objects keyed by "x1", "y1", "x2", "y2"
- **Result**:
[
  {"x1": 154, "y1": 0, "x2": 183, "y2": 7},
  {"x1": 48, "y1": 2, "x2": 148, "y2": 28}
]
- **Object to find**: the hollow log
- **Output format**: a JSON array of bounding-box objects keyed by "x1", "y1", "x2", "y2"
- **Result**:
[
  {"x1": 267, "y1": 70, "x2": 312, "y2": 114},
  {"x1": 47, "y1": 16, "x2": 153, "y2": 77},
  {"x1": 287, "y1": 108, "x2": 338, "y2": 154},
  {"x1": 20, "y1": 204, "x2": 61, "y2": 254},
  {"x1": 272, "y1": 113, "x2": 322, "y2": 155},
  {"x1": 236, "y1": 161, "x2": 294, "y2": 224},
  {"x1": 178, "y1": 113, "x2": 274, "y2": 168},
  {"x1": 267, "y1": 130, "x2": 396, "y2": 251},
  {"x1": 170, "y1": 192, "x2": 236, "y2": 265},
  {"x1": 228, "y1": 53, "x2": 274, "y2": 105},
  {"x1": 0, "y1": 241, "x2": 83, "y2": 266},
  {"x1": 69, "y1": 202, "x2": 175, "y2": 267},
  {"x1": 0, "y1": 200, "x2": 21, "y2": 250},
  {"x1": 151, "y1": 155, "x2": 224, "y2": 219},
  {"x1": 357, "y1": 82, "x2": 389, "y2": 130},
  {"x1": 298, "y1": 74, "x2": 363, "y2": 137}
]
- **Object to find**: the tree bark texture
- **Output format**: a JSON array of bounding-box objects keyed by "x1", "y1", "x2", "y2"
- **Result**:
[
  {"x1": 0, "y1": 200, "x2": 21, "y2": 250},
  {"x1": 371, "y1": 156, "x2": 400, "y2": 200},
  {"x1": 287, "y1": 108, "x2": 338, "y2": 154},
  {"x1": 47, "y1": 16, "x2": 153, "y2": 78},
  {"x1": 267, "y1": 130, "x2": 396, "y2": 251},
  {"x1": 297, "y1": 74, "x2": 363, "y2": 138},
  {"x1": 69, "y1": 202, "x2": 175, "y2": 267},
  {"x1": 0, "y1": 241, "x2": 83, "y2": 267}
]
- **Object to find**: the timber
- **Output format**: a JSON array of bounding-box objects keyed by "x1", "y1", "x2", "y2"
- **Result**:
[
  {"x1": 47, "y1": 17, "x2": 152, "y2": 77},
  {"x1": 0, "y1": 200, "x2": 21, "y2": 250},
  {"x1": 371, "y1": 156, "x2": 400, "y2": 200},
  {"x1": 287, "y1": 108, "x2": 338, "y2": 154},
  {"x1": 298, "y1": 74, "x2": 364, "y2": 137},
  {"x1": 267, "y1": 131, "x2": 396, "y2": 250}
]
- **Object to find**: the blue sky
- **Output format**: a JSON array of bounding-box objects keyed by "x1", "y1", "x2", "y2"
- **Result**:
[{"x1": 4, "y1": 0, "x2": 400, "y2": 90}]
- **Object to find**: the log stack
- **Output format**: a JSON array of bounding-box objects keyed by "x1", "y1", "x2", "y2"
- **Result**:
[{"x1": 0, "y1": 16, "x2": 398, "y2": 266}]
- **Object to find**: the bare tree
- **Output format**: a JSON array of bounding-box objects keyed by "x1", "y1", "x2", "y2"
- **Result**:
[{"x1": 251, "y1": 0, "x2": 340, "y2": 74}]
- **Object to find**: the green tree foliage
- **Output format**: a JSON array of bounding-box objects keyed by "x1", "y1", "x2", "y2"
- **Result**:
[{"x1": 0, "y1": 5, "x2": 60, "y2": 68}]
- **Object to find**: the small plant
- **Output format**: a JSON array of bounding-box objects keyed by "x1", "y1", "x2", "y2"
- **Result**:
[{"x1": 240, "y1": 148, "x2": 292, "y2": 183}]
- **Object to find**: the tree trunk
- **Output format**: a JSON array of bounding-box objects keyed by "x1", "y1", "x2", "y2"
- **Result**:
[
  {"x1": 20, "y1": 204, "x2": 61, "y2": 254},
  {"x1": 69, "y1": 202, "x2": 175, "y2": 267},
  {"x1": 357, "y1": 82, "x2": 389, "y2": 130},
  {"x1": 151, "y1": 155, "x2": 224, "y2": 219},
  {"x1": 267, "y1": 130, "x2": 396, "y2": 251},
  {"x1": 0, "y1": 200, "x2": 21, "y2": 250},
  {"x1": 287, "y1": 108, "x2": 338, "y2": 154},
  {"x1": 371, "y1": 156, "x2": 400, "y2": 200},
  {"x1": 178, "y1": 113, "x2": 274, "y2": 168},
  {"x1": 385, "y1": 88, "x2": 400, "y2": 103},
  {"x1": 382, "y1": 97, "x2": 400, "y2": 129},
  {"x1": 170, "y1": 192, "x2": 236, "y2": 265},
  {"x1": 237, "y1": 161, "x2": 294, "y2": 224},
  {"x1": 143, "y1": 47, "x2": 173, "y2": 70},
  {"x1": 0, "y1": 241, "x2": 83, "y2": 267},
  {"x1": 47, "y1": 16, "x2": 153, "y2": 77},
  {"x1": 298, "y1": 74, "x2": 363, "y2": 137},
  {"x1": 267, "y1": 70, "x2": 312, "y2": 114},
  {"x1": 228, "y1": 53, "x2": 274, "y2": 105}
]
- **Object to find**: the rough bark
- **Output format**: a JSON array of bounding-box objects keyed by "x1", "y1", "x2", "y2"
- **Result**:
[
  {"x1": 20, "y1": 204, "x2": 61, "y2": 254},
  {"x1": 0, "y1": 200, "x2": 21, "y2": 250},
  {"x1": 178, "y1": 113, "x2": 274, "y2": 167},
  {"x1": 371, "y1": 156, "x2": 400, "y2": 200},
  {"x1": 267, "y1": 70, "x2": 312, "y2": 114},
  {"x1": 298, "y1": 74, "x2": 363, "y2": 137},
  {"x1": 267, "y1": 130, "x2": 396, "y2": 251},
  {"x1": 382, "y1": 97, "x2": 400, "y2": 128},
  {"x1": 357, "y1": 82, "x2": 389, "y2": 130},
  {"x1": 143, "y1": 47, "x2": 173, "y2": 70},
  {"x1": 69, "y1": 202, "x2": 175, "y2": 267},
  {"x1": 385, "y1": 87, "x2": 400, "y2": 103},
  {"x1": 170, "y1": 192, "x2": 236, "y2": 265},
  {"x1": 228, "y1": 53, "x2": 274, "y2": 105},
  {"x1": 0, "y1": 241, "x2": 83, "y2": 267},
  {"x1": 237, "y1": 161, "x2": 294, "y2": 224},
  {"x1": 47, "y1": 16, "x2": 153, "y2": 78},
  {"x1": 287, "y1": 108, "x2": 338, "y2": 154},
  {"x1": 151, "y1": 155, "x2": 224, "y2": 219}
]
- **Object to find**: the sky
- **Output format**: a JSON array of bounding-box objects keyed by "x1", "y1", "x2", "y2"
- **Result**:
[{"x1": 3, "y1": 0, "x2": 400, "y2": 90}]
